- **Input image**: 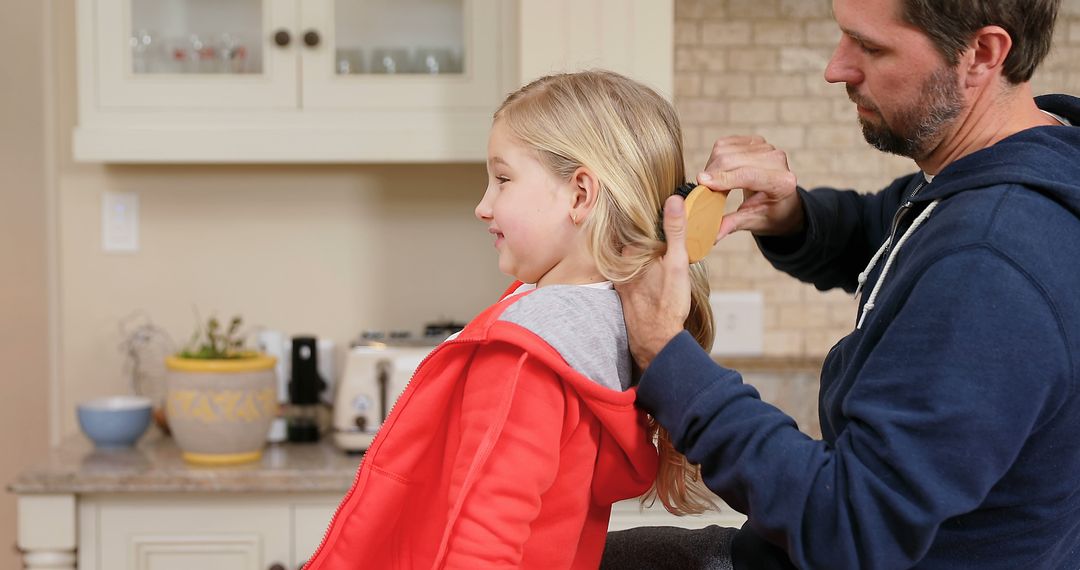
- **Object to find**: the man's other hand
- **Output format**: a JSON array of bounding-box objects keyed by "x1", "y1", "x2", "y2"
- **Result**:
[{"x1": 699, "y1": 135, "x2": 804, "y2": 240}]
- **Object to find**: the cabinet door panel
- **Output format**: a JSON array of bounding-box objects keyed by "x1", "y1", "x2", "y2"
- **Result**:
[
  {"x1": 133, "y1": 535, "x2": 261, "y2": 570},
  {"x1": 89, "y1": 0, "x2": 298, "y2": 110},
  {"x1": 300, "y1": 0, "x2": 502, "y2": 110},
  {"x1": 96, "y1": 498, "x2": 290, "y2": 570}
]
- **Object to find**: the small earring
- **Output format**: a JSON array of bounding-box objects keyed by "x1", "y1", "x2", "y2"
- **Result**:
[{"x1": 570, "y1": 213, "x2": 578, "y2": 225}]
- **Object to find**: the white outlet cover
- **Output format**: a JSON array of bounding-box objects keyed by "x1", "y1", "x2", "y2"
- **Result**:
[{"x1": 710, "y1": 291, "x2": 764, "y2": 356}]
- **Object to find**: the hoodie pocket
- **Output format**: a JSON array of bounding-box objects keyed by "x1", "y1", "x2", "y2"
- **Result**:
[{"x1": 333, "y1": 465, "x2": 412, "y2": 569}]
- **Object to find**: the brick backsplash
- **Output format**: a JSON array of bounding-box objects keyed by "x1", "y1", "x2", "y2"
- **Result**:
[{"x1": 676, "y1": 0, "x2": 1080, "y2": 357}]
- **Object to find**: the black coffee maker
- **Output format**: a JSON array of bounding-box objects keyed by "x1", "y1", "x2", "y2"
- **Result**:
[{"x1": 287, "y1": 335, "x2": 327, "y2": 443}]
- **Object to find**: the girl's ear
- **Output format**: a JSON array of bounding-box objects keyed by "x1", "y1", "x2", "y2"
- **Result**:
[{"x1": 568, "y1": 167, "x2": 600, "y2": 224}]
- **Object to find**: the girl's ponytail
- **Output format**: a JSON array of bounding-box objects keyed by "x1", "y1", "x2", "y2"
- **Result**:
[{"x1": 646, "y1": 261, "x2": 717, "y2": 515}]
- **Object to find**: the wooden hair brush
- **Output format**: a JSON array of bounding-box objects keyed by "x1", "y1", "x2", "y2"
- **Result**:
[{"x1": 670, "y1": 182, "x2": 727, "y2": 263}]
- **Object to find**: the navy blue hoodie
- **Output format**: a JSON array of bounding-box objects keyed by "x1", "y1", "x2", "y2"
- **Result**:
[{"x1": 638, "y1": 94, "x2": 1080, "y2": 569}]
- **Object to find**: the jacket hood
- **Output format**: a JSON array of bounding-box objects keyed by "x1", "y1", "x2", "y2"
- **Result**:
[
  {"x1": 484, "y1": 319, "x2": 659, "y2": 504},
  {"x1": 917, "y1": 94, "x2": 1080, "y2": 221},
  {"x1": 483, "y1": 282, "x2": 658, "y2": 504},
  {"x1": 575, "y1": 380, "x2": 658, "y2": 505}
]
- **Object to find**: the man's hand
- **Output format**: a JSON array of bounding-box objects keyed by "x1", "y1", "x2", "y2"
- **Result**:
[
  {"x1": 616, "y1": 195, "x2": 692, "y2": 371},
  {"x1": 699, "y1": 135, "x2": 804, "y2": 240}
]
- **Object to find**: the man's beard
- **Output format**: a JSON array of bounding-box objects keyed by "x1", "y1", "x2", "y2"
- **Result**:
[{"x1": 849, "y1": 65, "x2": 964, "y2": 160}]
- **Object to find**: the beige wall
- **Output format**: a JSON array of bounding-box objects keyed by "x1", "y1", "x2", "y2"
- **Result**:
[
  {"x1": 0, "y1": 0, "x2": 51, "y2": 566},
  {"x1": 676, "y1": 0, "x2": 1080, "y2": 356}
]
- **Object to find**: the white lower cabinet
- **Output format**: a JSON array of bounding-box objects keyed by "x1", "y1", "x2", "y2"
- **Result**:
[
  {"x1": 77, "y1": 494, "x2": 339, "y2": 570},
  {"x1": 73, "y1": 493, "x2": 744, "y2": 569}
]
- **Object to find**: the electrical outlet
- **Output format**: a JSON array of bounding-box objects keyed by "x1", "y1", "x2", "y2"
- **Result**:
[
  {"x1": 102, "y1": 191, "x2": 139, "y2": 253},
  {"x1": 710, "y1": 291, "x2": 764, "y2": 356}
]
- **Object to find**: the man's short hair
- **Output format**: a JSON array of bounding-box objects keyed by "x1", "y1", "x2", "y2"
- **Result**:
[{"x1": 900, "y1": 0, "x2": 1060, "y2": 83}]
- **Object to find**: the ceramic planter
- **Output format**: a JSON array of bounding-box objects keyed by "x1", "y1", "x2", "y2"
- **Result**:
[{"x1": 165, "y1": 354, "x2": 277, "y2": 465}]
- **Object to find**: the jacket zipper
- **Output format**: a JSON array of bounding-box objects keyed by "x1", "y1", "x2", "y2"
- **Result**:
[
  {"x1": 881, "y1": 178, "x2": 924, "y2": 249},
  {"x1": 884, "y1": 180, "x2": 928, "y2": 253},
  {"x1": 304, "y1": 336, "x2": 477, "y2": 569},
  {"x1": 855, "y1": 179, "x2": 929, "y2": 300}
]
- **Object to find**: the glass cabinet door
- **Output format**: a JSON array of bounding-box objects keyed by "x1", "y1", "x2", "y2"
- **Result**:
[
  {"x1": 128, "y1": 0, "x2": 265, "y2": 75},
  {"x1": 92, "y1": 0, "x2": 298, "y2": 110},
  {"x1": 300, "y1": 0, "x2": 503, "y2": 110},
  {"x1": 333, "y1": 0, "x2": 465, "y2": 76}
]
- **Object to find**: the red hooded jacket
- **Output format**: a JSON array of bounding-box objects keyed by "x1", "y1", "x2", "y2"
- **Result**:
[{"x1": 305, "y1": 283, "x2": 658, "y2": 569}]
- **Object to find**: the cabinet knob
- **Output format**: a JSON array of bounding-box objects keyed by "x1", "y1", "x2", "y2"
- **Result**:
[
  {"x1": 303, "y1": 30, "x2": 321, "y2": 48},
  {"x1": 268, "y1": 564, "x2": 286, "y2": 570},
  {"x1": 273, "y1": 29, "x2": 291, "y2": 47}
]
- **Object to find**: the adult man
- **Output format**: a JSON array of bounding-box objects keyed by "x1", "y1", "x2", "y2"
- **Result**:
[{"x1": 604, "y1": 0, "x2": 1080, "y2": 568}]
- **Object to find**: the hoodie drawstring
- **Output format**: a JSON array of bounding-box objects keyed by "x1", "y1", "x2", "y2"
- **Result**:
[{"x1": 856, "y1": 199, "x2": 941, "y2": 330}]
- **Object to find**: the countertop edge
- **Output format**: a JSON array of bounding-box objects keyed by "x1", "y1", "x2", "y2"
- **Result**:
[{"x1": 8, "y1": 435, "x2": 362, "y2": 495}]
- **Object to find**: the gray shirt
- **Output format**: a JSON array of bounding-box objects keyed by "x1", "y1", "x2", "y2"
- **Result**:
[{"x1": 499, "y1": 284, "x2": 632, "y2": 391}]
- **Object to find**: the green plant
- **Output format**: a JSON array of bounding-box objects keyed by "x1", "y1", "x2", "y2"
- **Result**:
[{"x1": 178, "y1": 313, "x2": 251, "y2": 359}]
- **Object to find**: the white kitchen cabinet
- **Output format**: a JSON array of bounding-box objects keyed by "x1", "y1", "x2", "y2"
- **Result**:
[
  {"x1": 73, "y1": 0, "x2": 673, "y2": 163},
  {"x1": 64, "y1": 494, "x2": 739, "y2": 570},
  {"x1": 76, "y1": 493, "x2": 339, "y2": 570},
  {"x1": 22, "y1": 492, "x2": 741, "y2": 570}
]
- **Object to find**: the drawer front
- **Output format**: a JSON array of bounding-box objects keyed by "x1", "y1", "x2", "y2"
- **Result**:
[
  {"x1": 127, "y1": 534, "x2": 266, "y2": 570},
  {"x1": 94, "y1": 497, "x2": 291, "y2": 570}
]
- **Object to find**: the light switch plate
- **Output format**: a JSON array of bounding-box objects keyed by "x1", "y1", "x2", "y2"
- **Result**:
[
  {"x1": 102, "y1": 191, "x2": 138, "y2": 253},
  {"x1": 710, "y1": 291, "x2": 764, "y2": 356}
]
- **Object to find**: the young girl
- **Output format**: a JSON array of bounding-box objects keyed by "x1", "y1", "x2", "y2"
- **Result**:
[{"x1": 304, "y1": 70, "x2": 716, "y2": 569}]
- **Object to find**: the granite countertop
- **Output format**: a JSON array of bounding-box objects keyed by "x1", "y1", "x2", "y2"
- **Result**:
[{"x1": 9, "y1": 433, "x2": 362, "y2": 495}]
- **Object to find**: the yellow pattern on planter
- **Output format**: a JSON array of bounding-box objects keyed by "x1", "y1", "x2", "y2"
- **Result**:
[
  {"x1": 211, "y1": 391, "x2": 242, "y2": 421},
  {"x1": 191, "y1": 393, "x2": 217, "y2": 423},
  {"x1": 256, "y1": 388, "x2": 278, "y2": 416},
  {"x1": 168, "y1": 390, "x2": 196, "y2": 420},
  {"x1": 236, "y1": 392, "x2": 261, "y2": 422},
  {"x1": 167, "y1": 389, "x2": 280, "y2": 423}
]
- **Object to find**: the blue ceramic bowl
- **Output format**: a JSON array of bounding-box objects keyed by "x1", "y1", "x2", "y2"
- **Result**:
[{"x1": 77, "y1": 396, "x2": 153, "y2": 448}]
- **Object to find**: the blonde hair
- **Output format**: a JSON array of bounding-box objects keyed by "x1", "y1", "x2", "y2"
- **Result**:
[{"x1": 495, "y1": 70, "x2": 717, "y2": 515}]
